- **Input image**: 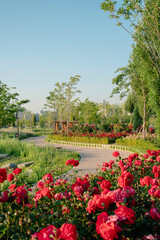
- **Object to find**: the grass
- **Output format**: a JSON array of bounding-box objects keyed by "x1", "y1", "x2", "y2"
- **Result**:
[
  {"x1": 0, "y1": 138, "x2": 80, "y2": 184},
  {"x1": 47, "y1": 134, "x2": 109, "y2": 144},
  {"x1": 0, "y1": 127, "x2": 52, "y2": 139},
  {"x1": 116, "y1": 137, "x2": 160, "y2": 154}
]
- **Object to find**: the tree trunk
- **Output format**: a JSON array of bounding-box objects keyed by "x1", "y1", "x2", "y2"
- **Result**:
[
  {"x1": 67, "y1": 107, "x2": 69, "y2": 134},
  {"x1": 142, "y1": 88, "x2": 146, "y2": 140},
  {"x1": 130, "y1": 113, "x2": 132, "y2": 124},
  {"x1": 17, "y1": 111, "x2": 20, "y2": 140}
]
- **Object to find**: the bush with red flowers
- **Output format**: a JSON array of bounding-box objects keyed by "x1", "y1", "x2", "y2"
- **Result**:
[
  {"x1": 0, "y1": 151, "x2": 160, "y2": 239},
  {"x1": 49, "y1": 123, "x2": 135, "y2": 144}
]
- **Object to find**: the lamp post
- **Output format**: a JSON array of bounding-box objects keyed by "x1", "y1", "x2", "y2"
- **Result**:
[{"x1": 16, "y1": 110, "x2": 20, "y2": 140}]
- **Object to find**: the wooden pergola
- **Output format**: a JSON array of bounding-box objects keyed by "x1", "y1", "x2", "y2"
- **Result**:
[{"x1": 52, "y1": 120, "x2": 78, "y2": 131}]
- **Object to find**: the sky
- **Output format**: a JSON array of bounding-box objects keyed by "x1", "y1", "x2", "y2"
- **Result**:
[{"x1": 0, "y1": 0, "x2": 133, "y2": 113}]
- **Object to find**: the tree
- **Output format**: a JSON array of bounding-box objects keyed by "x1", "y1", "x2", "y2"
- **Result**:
[
  {"x1": 0, "y1": 81, "x2": 18, "y2": 128},
  {"x1": 73, "y1": 99, "x2": 101, "y2": 125},
  {"x1": 132, "y1": 106, "x2": 143, "y2": 131},
  {"x1": 101, "y1": 0, "x2": 160, "y2": 74},
  {"x1": 129, "y1": 44, "x2": 152, "y2": 139},
  {"x1": 101, "y1": 0, "x2": 160, "y2": 138},
  {"x1": 45, "y1": 82, "x2": 66, "y2": 129},
  {"x1": 124, "y1": 92, "x2": 135, "y2": 124},
  {"x1": 110, "y1": 67, "x2": 131, "y2": 99},
  {"x1": 45, "y1": 75, "x2": 81, "y2": 132},
  {"x1": 0, "y1": 81, "x2": 29, "y2": 131},
  {"x1": 63, "y1": 75, "x2": 81, "y2": 132}
]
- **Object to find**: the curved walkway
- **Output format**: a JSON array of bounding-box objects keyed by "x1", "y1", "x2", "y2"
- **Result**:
[{"x1": 25, "y1": 136, "x2": 131, "y2": 175}]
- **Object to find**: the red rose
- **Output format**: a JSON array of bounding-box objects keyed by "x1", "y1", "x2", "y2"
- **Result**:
[
  {"x1": 114, "y1": 205, "x2": 136, "y2": 225},
  {"x1": 156, "y1": 156, "x2": 160, "y2": 162},
  {"x1": 66, "y1": 159, "x2": 79, "y2": 167},
  {"x1": 99, "y1": 221, "x2": 122, "y2": 240},
  {"x1": 13, "y1": 168, "x2": 22, "y2": 175},
  {"x1": 37, "y1": 180, "x2": 45, "y2": 189},
  {"x1": 60, "y1": 223, "x2": 77, "y2": 240},
  {"x1": 37, "y1": 225, "x2": 60, "y2": 240},
  {"x1": 54, "y1": 192, "x2": 63, "y2": 200},
  {"x1": 9, "y1": 183, "x2": 17, "y2": 192},
  {"x1": 140, "y1": 176, "x2": 153, "y2": 186},
  {"x1": 0, "y1": 168, "x2": 7, "y2": 183},
  {"x1": 100, "y1": 180, "x2": 112, "y2": 190},
  {"x1": 112, "y1": 151, "x2": 120, "y2": 157},
  {"x1": 117, "y1": 171, "x2": 134, "y2": 188},
  {"x1": 134, "y1": 160, "x2": 142, "y2": 166},
  {"x1": 149, "y1": 207, "x2": 160, "y2": 221},
  {"x1": 7, "y1": 173, "x2": 14, "y2": 182},
  {"x1": 96, "y1": 212, "x2": 108, "y2": 234},
  {"x1": 42, "y1": 173, "x2": 53, "y2": 185},
  {"x1": 73, "y1": 186, "x2": 83, "y2": 196},
  {"x1": 0, "y1": 190, "x2": 9, "y2": 203}
]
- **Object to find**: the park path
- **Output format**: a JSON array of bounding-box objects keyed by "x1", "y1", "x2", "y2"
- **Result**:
[{"x1": 25, "y1": 136, "x2": 131, "y2": 175}]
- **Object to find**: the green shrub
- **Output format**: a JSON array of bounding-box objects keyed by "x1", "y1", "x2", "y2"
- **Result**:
[
  {"x1": 116, "y1": 137, "x2": 160, "y2": 152},
  {"x1": 48, "y1": 134, "x2": 109, "y2": 144}
]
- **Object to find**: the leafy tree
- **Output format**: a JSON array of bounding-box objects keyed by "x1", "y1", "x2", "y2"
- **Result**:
[
  {"x1": 110, "y1": 67, "x2": 131, "y2": 99},
  {"x1": 101, "y1": 0, "x2": 160, "y2": 74},
  {"x1": 0, "y1": 81, "x2": 18, "y2": 128},
  {"x1": 45, "y1": 82, "x2": 66, "y2": 129},
  {"x1": 45, "y1": 75, "x2": 81, "y2": 132},
  {"x1": 0, "y1": 81, "x2": 29, "y2": 131},
  {"x1": 130, "y1": 44, "x2": 152, "y2": 139},
  {"x1": 73, "y1": 99, "x2": 100, "y2": 125},
  {"x1": 63, "y1": 75, "x2": 81, "y2": 132},
  {"x1": 132, "y1": 106, "x2": 143, "y2": 131},
  {"x1": 101, "y1": 0, "x2": 160, "y2": 138},
  {"x1": 124, "y1": 92, "x2": 135, "y2": 124}
]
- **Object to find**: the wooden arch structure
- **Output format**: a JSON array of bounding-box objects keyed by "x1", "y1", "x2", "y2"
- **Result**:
[{"x1": 52, "y1": 120, "x2": 78, "y2": 131}]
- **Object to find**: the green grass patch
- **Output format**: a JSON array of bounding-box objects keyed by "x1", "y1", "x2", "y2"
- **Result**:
[
  {"x1": 0, "y1": 127, "x2": 52, "y2": 140},
  {"x1": 116, "y1": 138, "x2": 160, "y2": 153},
  {"x1": 0, "y1": 138, "x2": 80, "y2": 183}
]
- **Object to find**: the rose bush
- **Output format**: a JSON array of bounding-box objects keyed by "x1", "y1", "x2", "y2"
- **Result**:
[
  {"x1": 49, "y1": 123, "x2": 134, "y2": 144},
  {"x1": 0, "y1": 150, "x2": 159, "y2": 239}
]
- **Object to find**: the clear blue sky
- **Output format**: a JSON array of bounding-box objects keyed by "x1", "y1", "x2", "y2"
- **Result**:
[{"x1": 0, "y1": 0, "x2": 133, "y2": 113}]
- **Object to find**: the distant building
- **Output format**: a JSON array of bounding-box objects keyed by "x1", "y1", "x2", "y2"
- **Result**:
[
  {"x1": 35, "y1": 113, "x2": 39, "y2": 121},
  {"x1": 40, "y1": 109, "x2": 47, "y2": 116}
]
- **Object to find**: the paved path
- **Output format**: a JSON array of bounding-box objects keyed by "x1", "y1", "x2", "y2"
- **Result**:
[{"x1": 25, "y1": 136, "x2": 131, "y2": 175}]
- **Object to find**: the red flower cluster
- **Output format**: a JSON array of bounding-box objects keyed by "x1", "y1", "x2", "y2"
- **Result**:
[
  {"x1": 13, "y1": 168, "x2": 22, "y2": 175},
  {"x1": 117, "y1": 171, "x2": 134, "y2": 188},
  {"x1": 42, "y1": 173, "x2": 53, "y2": 185},
  {"x1": 112, "y1": 151, "x2": 120, "y2": 157},
  {"x1": 66, "y1": 159, "x2": 79, "y2": 167},
  {"x1": 32, "y1": 223, "x2": 77, "y2": 240},
  {"x1": 11, "y1": 185, "x2": 28, "y2": 204},
  {"x1": 1, "y1": 148, "x2": 160, "y2": 240},
  {"x1": 0, "y1": 168, "x2": 7, "y2": 183},
  {"x1": 7, "y1": 173, "x2": 14, "y2": 182}
]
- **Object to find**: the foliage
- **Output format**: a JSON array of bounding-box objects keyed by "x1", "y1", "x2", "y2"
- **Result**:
[
  {"x1": 0, "y1": 149, "x2": 159, "y2": 239},
  {"x1": 72, "y1": 98, "x2": 101, "y2": 125},
  {"x1": 0, "y1": 138, "x2": 80, "y2": 183},
  {"x1": 0, "y1": 81, "x2": 29, "y2": 128},
  {"x1": 132, "y1": 106, "x2": 143, "y2": 131},
  {"x1": 101, "y1": 0, "x2": 160, "y2": 74},
  {"x1": 101, "y1": 0, "x2": 160, "y2": 138},
  {"x1": 116, "y1": 137, "x2": 160, "y2": 153},
  {"x1": 0, "y1": 127, "x2": 52, "y2": 140},
  {"x1": 45, "y1": 75, "x2": 81, "y2": 130},
  {"x1": 48, "y1": 123, "x2": 134, "y2": 144},
  {"x1": 110, "y1": 67, "x2": 131, "y2": 99}
]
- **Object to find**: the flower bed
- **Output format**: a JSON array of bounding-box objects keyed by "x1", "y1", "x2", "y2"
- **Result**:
[
  {"x1": 49, "y1": 124, "x2": 134, "y2": 144},
  {"x1": 0, "y1": 150, "x2": 160, "y2": 239}
]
